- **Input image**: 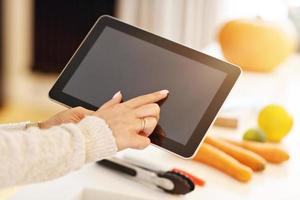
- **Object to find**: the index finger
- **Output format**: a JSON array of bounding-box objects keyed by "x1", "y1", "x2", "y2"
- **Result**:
[{"x1": 124, "y1": 90, "x2": 169, "y2": 108}]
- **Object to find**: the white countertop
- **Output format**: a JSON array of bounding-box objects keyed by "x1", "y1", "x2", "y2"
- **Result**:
[{"x1": 9, "y1": 54, "x2": 300, "y2": 200}]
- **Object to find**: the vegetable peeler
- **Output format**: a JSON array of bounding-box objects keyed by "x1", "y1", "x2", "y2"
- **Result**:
[{"x1": 97, "y1": 157, "x2": 194, "y2": 195}]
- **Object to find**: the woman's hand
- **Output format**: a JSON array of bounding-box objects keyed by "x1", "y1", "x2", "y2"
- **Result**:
[
  {"x1": 40, "y1": 90, "x2": 169, "y2": 150},
  {"x1": 39, "y1": 107, "x2": 93, "y2": 129},
  {"x1": 94, "y1": 90, "x2": 169, "y2": 150}
]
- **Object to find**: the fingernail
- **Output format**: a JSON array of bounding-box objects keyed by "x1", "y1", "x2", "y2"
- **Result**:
[
  {"x1": 112, "y1": 91, "x2": 121, "y2": 99},
  {"x1": 159, "y1": 90, "x2": 169, "y2": 95}
]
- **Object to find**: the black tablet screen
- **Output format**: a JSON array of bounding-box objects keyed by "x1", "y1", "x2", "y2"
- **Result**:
[{"x1": 63, "y1": 27, "x2": 226, "y2": 145}]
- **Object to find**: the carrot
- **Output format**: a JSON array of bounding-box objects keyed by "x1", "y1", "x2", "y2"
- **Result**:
[
  {"x1": 213, "y1": 117, "x2": 238, "y2": 129},
  {"x1": 224, "y1": 139, "x2": 289, "y2": 164},
  {"x1": 205, "y1": 136, "x2": 266, "y2": 171},
  {"x1": 194, "y1": 143, "x2": 253, "y2": 182}
]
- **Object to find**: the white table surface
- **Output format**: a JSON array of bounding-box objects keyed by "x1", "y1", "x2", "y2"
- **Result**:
[{"x1": 9, "y1": 53, "x2": 300, "y2": 200}]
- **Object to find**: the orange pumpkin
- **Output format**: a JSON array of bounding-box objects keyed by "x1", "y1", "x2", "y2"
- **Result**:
[{"x1": 218, "y1": 19, "x2": 297, "y2": 72}]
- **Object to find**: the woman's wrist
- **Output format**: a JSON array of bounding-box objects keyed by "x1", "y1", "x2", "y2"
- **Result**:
[{"x1": 78, "y1": 116, "x2": 118, "y2": 162}]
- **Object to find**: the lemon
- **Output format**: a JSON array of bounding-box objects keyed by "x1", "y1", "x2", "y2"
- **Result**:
[
  {"x1": 243, "y1": 128, "x2": 267, "y2": 142},
  {"x1": 258, "y1": 104, "x2": 293, "y2": 142}
]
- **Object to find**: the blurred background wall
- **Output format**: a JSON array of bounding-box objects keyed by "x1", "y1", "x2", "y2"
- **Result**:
[
  {"x1": 117, "y1": 0, "x2": 289, "y2": 49},
  {"x1": 0, "y1": 0, "x2": 298, "y2": 123},
  {"x1": 0, "y1": 0, "x2": 117, "y2": 122}
]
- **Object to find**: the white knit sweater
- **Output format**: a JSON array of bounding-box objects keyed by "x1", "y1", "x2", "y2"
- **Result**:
[{"x1": 0, "y1": 116, "x2": 118, "y2": 189}]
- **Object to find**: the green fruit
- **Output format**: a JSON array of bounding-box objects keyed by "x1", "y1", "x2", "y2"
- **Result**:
[
  {"x1": 243, "y1": 128, "x2": 267, "y2": 142},
  {"x1": 258, "y1": 104, "x2": 293, "y2": 143}
]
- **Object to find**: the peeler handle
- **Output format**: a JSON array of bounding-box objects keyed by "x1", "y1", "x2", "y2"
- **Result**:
[
  {"x1": 97, "y1": 159, "x2": 137, "y2": 176},
  {"x1": 97, "y1": 157, "x2": 174, "y2": 191}
]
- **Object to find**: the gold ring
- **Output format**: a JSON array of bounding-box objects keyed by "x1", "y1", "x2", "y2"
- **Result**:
[{"x1": 141, "y1": 118, "x2": 147, "y2": 131}]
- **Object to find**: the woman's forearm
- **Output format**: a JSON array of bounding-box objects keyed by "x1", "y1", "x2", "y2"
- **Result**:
[{"x1": 0, "y1": 116, "x2": 117, "y2": 189}]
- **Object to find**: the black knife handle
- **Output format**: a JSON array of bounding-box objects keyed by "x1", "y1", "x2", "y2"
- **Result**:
[{"x1": 97, "y1": 159, "x2": 137, "y2": 176}]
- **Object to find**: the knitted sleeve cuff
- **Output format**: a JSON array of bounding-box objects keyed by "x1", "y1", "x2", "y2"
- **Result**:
[{"x1": 78, "y1": 116, "x2": 118, "y2": 163}]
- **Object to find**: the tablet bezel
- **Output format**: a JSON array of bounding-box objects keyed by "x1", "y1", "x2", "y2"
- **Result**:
[{"x1": 49, "y1": 15, "x2": 241, "y2": 158}]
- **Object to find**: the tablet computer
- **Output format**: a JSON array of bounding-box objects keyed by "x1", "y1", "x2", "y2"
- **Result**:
[{"x1": 49, "y1": 15, "x2": 241, "y2": 158}]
